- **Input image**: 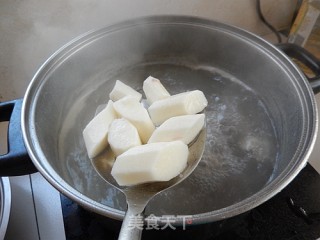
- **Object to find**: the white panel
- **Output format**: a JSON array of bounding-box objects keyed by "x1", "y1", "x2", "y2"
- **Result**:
[
  {"x1": 4, "y1": 176, "x2": 39, "y2": 240},
  {"x1": 30, "y1": 173, "x2": 66, "y2": 240}
]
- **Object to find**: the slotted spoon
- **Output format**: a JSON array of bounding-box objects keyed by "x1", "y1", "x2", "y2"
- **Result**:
[{"x1": 92, "y1": 125, "x2": 206, "y2": 240}]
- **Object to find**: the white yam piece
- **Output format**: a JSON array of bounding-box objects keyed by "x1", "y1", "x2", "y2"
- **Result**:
[
  {"x1": 111, "y1": 141, "x2": 188, "y2": 186},
  {"x1": 143, "y1": 76, "x2": 170, "y2": 104},
  {"x1": 148, "y1": 114, "x2": 205, "y2": 144},
  {"x1": 113, "y1": 96, "x2": 155, "y2": 143},
  {"x1": 109, "y1": 80, "x2": 142, "y2": 102},
  {"x1": 108, "y1": 118, "x2": 142, "y2": 156},
  {"x1": 83, "y1": 100, "x2": 116, "y2": 158},
  {"x1": 148, "y1": 90, "x2": 208, "y2": 125}
]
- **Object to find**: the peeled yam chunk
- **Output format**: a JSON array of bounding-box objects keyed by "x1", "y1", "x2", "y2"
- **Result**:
[
  {"x1": 83, "y1": 100, "x2": 116, "y2": 158},
  {"x1": 148, "y1": 90, "x2": 208, "y2": 125},
  {"x1": 143, "y1": 76, "x2": 170, "y2": 104},
  {"x1": 108, "y1": 118, "x2": 142, "y2": 156},
  {"x1": 111, "y1": 141, "x2": 188, "y2": 186},
  {"x1": 113, "y1": 96, "x2": 155, "y2": 143},
  {"x1": 109, "y1": 80, "x2": 142, "y2": 102},
  {"x1": 148, "y1": 114, "x2": 205, "y2": 144}
]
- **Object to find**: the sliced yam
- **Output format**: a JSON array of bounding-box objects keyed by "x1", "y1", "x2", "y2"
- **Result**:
[
  {"x1": 109, "y1": 80, "x2": 142, "y2": 102},
  {"x1": 83, "y1": 100, "x2": 116, "y2": 158},
  {"x1": 143, "y1": 76, "x2": 170, "y2": 104},
  {"x1": 108, "y1": 118, "x2": 142, "y2": 156},
  {"x1": 113, "y1": 96, "x2": 155, "y2": 143},
  {"x1": 111, "y1": 141, "x2": 189, "y2": 186},
  {"x1": 148, "y1": 114, "x2": 205, "y2": 144},
  {"x1": 148, "y1": 90, "x2": 208, "y2": 126}
]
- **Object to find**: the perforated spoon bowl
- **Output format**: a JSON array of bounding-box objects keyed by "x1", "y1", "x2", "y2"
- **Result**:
[{"x1": 91, "y1": 124, "x2": 206, "y2": 240}]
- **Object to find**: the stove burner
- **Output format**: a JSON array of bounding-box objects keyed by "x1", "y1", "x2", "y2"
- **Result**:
[{"x1": 61, "y1": 164, "x2": 320, "y2": 240}]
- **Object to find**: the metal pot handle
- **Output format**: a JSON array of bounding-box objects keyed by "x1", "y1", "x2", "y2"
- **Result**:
[
  {"x1": 277, "y1": 43, "x2": 320, "y2": 94},
  {"x1": 0, "y1": 99, "x2": 37, "y2": 176}
]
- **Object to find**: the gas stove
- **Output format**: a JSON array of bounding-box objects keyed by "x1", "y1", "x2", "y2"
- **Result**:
[
  {"x1": 60, "y1": 164, "x2": 320, "y2": 240},
  {"x1": 3, "y1": 163, "x2": 320, "y2": 240}
]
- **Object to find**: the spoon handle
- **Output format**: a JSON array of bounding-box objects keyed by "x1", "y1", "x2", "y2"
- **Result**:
[{"x1": 118, "y1": 204, "x2": 145, "y2": 240}]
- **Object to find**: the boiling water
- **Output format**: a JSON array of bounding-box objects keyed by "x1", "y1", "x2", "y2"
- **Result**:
[{"x1": 58, "y1": 62, "x2": 279, "y2": 215}]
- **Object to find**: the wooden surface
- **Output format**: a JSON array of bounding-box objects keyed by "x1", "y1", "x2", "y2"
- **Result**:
[
  {"x1": 305, "y1": 17, "x2": 320, "y2": 59},
  {"x1": 294, "y1": 17, "x2": 320, "y2": 78}
]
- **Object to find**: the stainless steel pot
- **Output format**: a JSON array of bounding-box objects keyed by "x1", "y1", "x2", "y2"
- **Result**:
[
  {"x1": 0, "y1": 16, "x2": 319, "y2": 225},
  {"x1": 0, "y1": 178, "x2": 11, "y2": 240}
]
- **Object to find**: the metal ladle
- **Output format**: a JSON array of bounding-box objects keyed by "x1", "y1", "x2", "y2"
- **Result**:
[{"x1": 91, "y1": 124, "x2": 206, "y2": 240}]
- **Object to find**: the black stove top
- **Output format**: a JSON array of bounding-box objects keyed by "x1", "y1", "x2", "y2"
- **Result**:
[{"x1": 61, "y1": 164, "x2": 320, "y2": 240}]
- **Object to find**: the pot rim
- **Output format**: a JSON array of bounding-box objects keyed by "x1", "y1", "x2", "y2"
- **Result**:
[{"x1": 21, "y1": 15, "x2": 318, "y2": 225}]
